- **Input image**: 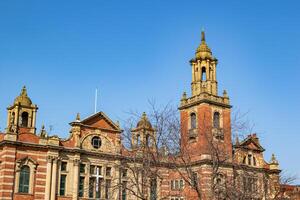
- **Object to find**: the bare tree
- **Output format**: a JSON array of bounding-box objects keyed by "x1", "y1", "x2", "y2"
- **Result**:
[{"x1": 115, "y1": 101, "x2": 297, "y2": 200}]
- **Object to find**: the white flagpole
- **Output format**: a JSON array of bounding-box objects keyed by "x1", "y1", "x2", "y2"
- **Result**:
[{"x1": 94, "y1": 88, "x2": 98, "y2": 114}]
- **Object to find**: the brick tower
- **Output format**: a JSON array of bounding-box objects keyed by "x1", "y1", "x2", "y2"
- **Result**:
[{"x1": 179, "y1": 32, "x2": 232, "y2": 161}]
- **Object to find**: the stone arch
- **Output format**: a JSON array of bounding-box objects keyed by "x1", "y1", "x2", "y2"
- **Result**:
[{"x1": 15, "y1": 156, "x2": 38, "y2": 194}]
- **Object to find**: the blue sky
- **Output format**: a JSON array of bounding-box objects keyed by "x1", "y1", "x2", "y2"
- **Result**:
[{"x1": 0, "y1": 1, "x2": 299, "y2": 182}]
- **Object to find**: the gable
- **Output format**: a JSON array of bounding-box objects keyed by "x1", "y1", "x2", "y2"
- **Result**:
[
  {"x1": 239, "y1": 137, "x2": 265, "y2": 152},
  {"x1": 80, "y1": 111, "x2": 121, "y2": 132}
]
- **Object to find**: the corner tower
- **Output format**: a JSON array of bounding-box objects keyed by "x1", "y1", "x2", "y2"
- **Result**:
[{"x1": 179, "y1": 32, "x2": 232, "y2": 160}]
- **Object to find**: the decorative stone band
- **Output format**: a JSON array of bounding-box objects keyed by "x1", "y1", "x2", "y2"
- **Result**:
[{"x1": 179, "y1": 92, "x2": 231, "y2": 110}]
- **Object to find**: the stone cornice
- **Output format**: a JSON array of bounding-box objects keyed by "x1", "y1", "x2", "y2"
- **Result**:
[{"x1": 179, "y1": 92, "x2": 231, "y2": 110}]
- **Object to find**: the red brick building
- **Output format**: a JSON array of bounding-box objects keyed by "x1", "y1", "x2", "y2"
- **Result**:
[{"x1": 0, "y1": 32, "x2": 298, "y2": 200}]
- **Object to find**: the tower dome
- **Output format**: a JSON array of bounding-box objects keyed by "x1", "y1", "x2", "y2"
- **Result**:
[
  {"x1": 14, "y1": 86, "x2": 32, "y2": 106},
  {"x1": 195, "y1": 31, "x2": 213, "y2": 59},
  {"x1": 136, "y1": 112, "x2": 152, "y2": 129}
]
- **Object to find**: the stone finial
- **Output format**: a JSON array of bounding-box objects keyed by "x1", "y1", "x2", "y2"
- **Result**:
[
  {"x1": 235, "y1": 135, "x2": 240, "y2": 145},
  {"x1": 201, "y1": 31, "x2": 206, "y2": 42},
  {"x1": 181, "y1": 92, "x2": 187, "y2": 101},
  {"x1": 223, "y1": 90, "x2": 228, "y2": 98},
  {"x1": 21, "y1": 86, "x2": 28, "y2": 96},
  {"x1": 269, "y1": 153, "x2": 279, "y2": 170},
  {"x1": 270, "y1": 153, "x2": 279, "y2": 165},
  {"x1": 76, "y1": 113, "x2": 81, "y2": 122},
  {"x1": 40, "y1": 124, "x2": 47, "y2": 138}
]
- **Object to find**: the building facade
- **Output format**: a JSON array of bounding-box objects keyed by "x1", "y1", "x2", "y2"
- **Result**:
[{"x1": 0, "y1": 32, "x2": 298, "y2": 200}]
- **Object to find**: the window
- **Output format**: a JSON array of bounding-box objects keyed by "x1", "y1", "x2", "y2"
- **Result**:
[
  {"x1": 90, "y1": 165, "x2": 96, "y2": 174},
  {"x1": 61, "y1": 162, "x2": 67, "y2": 171},
  {"x1": 243, "y1": 177, "x2": 258, "y2": 193},
  {"x1": 59, "y1": 175, "x2": 66, "y2": 196},
  {"x1": 19, "y1": 165, "x2": 30, "y2": 193},
  {"x1": 171, "y1": 197, "x2": 184, "y2": 200},
  {"x1": 171, "y1": 179, "x2": 184, "y2": 190},
  {"x1": 80, "y1": 164, "x2": 86, "y2": 173},
  {"x1": 243, "y1": 156, "x2": 246, "y2": 164},
  {"x1": 171, "y1": 180, "x2": 175, "y2": 190},
  {"x1": 253, "y1": 157, "x2": 257, "y2": 166},
  {"x1": 213, "y1": 112, "x2": 220, "y2": 128},
  {"x1": 20, "y1": 112, "x2": 29, "y2": 127},
  {"x1": 137, "y1": 135, "x2": 141, "y2": 146},
  {"x1": 201, "y1": 67, "x2": 207, "y2": 81},
  {"x1": 11, "y1": 112, "x2": 15, "y2": 124},
  {"x1": 150, "y1": 178, "x2": 157, "y2": 200},
  {"x1": 190, "y1": 113, "x2": 196, "y2": 129},
  {"x1": 91, "y1": 136, "x2": 101, "y2": 149},
  {"x1": 122, "y1": 181, "x2": 127, "y2": 200},
  {"x1": 89, "y1": 177, "x2": 102, "y2": 198},
  {"x1": 192, "y1": 172, "x2": 198, "y2": 187},
  {"x1": 89, "y1": 177, "x2": 95, "y2": 198},
  {"x1": 106, "y1": 167, "x2": 111, "y2": 177},
  {"x1": 105, "y1": 179, "x2": 111, "y2": 199},
  {"x1": 78, "y1": 176, "x2": 85, "y2": 197},
  {"x1": 179, "y1": 180, "x2": 184, "y2": 189},
  {"x1": 122, "y1": 169, "x2": 127, "y2": 178},
  {"x1": 146, "y1": 135, "x2": 150, "y2": 146},
  {"x1": 248, "y1": 155, "x2": 252, "y2": 166}
]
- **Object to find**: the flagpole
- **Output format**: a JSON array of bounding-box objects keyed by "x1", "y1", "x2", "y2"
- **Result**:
[{"x1": 94, "y1": 88, "x2": 98, "y2": 114}]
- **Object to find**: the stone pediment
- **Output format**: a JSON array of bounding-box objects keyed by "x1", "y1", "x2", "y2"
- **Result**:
[
  {"x1": 80, "y1": 111, "x2": 121, "y2": 132},
  {"x1": 237, "y1": 134, "x2": 265, "y2": 152}
]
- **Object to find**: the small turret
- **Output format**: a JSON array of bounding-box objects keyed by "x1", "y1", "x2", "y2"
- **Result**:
[
  {"x1": 269, "y1": 153, "x2": 279, "y2": 170},
  {"x1": 131, "y1": 112, "x2": 155, "y2": 149}
]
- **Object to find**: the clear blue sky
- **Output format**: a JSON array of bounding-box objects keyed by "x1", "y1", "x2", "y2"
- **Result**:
[{"x1": 0, "y1": 1, "x2": 299, "y2": 182}]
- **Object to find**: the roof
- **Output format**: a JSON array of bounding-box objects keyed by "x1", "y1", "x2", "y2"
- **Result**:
[
  {"x1": 13, "y1": 86, "x2": 33, "y2": 106},
  {"x1": 76, "y1": 111, "x2": 122, "y2": 132},
  {"x1": 235, "y1": 133, "x2": 265, "y2": 152}
]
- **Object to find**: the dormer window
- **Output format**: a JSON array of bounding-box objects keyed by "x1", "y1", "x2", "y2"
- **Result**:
[{"x1": 243, "y1": 154, "x2": 257, "y2": 166}]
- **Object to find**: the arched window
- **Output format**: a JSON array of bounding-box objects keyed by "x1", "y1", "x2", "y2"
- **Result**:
[
  {"x1": 190, "y1": 113, "x2": 196, "y2": 129},
  {"x1": 243, "y1": 156, "x2": 246, "y2": 164},
  {"x1": 137, "y1": 135, "x2": 141, "y2": 146},
  {"x1": 201, "y1": 67, "x2": 207, "y2": 81},
  {"x1": 11, "y1": 112, "x2": 15, "y2": 124},
  {"x1": 21, "y1": 112, "x2": 29, "y2": 127},
  {"x1": 248, "y1": 154, "x2": 252, "y2": 166},
  {"x1": 213, "y1": 112, "x2": 220, "y2": 128},
  {"x1": 253, "y1": 157, "x2": 257, "y2": 166},
  {"x1": 19, "y1": 165, "x2": 30, "y2": 193},
  {"x1": 146, "y1": 135, "x2": 150, "y2": 147}
]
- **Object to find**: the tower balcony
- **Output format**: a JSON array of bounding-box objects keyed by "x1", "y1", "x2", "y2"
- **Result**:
[
  {"x1": 212, "y1": 128, "x2": 224, "y2": 140},
  {"x1": 188, "y1": 128, "x2": 198, "y2": 139}
]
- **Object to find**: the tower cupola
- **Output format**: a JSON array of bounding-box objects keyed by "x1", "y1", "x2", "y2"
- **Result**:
[
  {"x1": 189, "y1": 31, "x2": 218, "y2": 96},
  {"x1": 6, "y1": 86, "x2": 38, "y2": 134},
  {"x1": 131, "y1": 112, "x2": 156, "y2": 149}
]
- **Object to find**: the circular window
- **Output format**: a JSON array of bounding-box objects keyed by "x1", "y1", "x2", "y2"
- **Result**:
[{"x1": 91, "y1": 136, "x2": 101, "y2": 149}]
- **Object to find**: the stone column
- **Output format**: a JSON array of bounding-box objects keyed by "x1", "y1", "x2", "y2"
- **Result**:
[
  {"x1": 50, "y1": 157, "x2": 58, "y2": 200},
  {"x1": 72, "y1": 159, "x2": 80, "y2": 200},
  {"x1": 32, "y1": 109, "x2": 37, "y2": 128},
  {"x1": 45, "y1": 156, "x2": 52, "y2": 200}
]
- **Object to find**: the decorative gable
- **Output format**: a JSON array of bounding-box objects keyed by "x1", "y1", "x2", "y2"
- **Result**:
[
  {"x1": 80, "y1": 111, "x2": 121, "y2": 132},
  {"x1": 237, "y1": 134, "x2": 265, "y2": 152}
]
